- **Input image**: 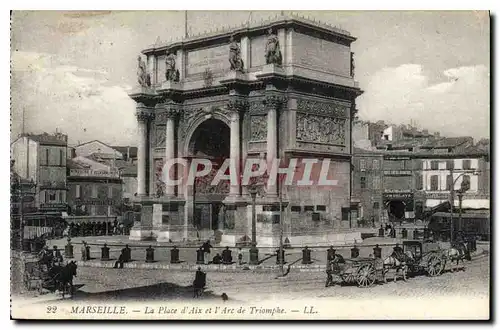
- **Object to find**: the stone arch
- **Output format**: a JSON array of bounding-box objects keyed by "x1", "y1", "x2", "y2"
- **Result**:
[{"x1": 183, "y1": 110, "x2": 231, "y2": 157}]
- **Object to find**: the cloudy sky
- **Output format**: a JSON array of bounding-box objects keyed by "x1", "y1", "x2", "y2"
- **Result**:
[{"x1": 10, "y1": 10, "x2": 490, "y2": 145}]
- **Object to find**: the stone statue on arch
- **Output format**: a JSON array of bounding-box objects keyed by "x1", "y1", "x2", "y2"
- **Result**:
[
  {"x1": 165, "y1": 51, "x2": 180, "y2": 82},
  {"x1": 265, "y1": 28, "x2": 282, "y2": 65},
  {"x1": 137, "y1": 55, "x2": 151, "y2": 87},
  {"x1": 228, "y1": 34, "x2": 244, "y2": 72}
]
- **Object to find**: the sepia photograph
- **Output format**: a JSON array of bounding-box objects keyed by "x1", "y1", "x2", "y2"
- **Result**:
[{"x1": 9, "y1": 9, "x2": 491, "y2": 320}]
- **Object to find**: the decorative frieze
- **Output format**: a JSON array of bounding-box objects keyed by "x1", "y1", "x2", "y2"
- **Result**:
[
  {"x1": 296, "y1": 113, "x2": 346, "y2": 145},
  {"x1": 296, "y1": 99, "x2": 349, "y2": 118},
  {"x1": 250, "y1": 115, "x2": 267, "y2": 141}
]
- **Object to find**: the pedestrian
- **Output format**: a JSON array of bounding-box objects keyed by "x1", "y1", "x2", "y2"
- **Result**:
[
  {"x1": 201, "y1": 240, "x2": 213, "y2": 265},
  {"x1": 212, "y1": 253, "x2": 222, "y2": 264},
  {"x1": 371, "y1": 216, "x2": 375, "y2": 228},
  {"x1": 238, "y1": 248, "x2": 243, "y2": 265},
  {"x1": 114, "y1": 248, "x2": 126, "y2": 269},
  {"x1": 81, "y1": 242, "x2": 87, "y2": 261}
]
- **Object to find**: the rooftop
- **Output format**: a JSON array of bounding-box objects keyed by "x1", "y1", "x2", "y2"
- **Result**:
[
  {"x1": 111, "y1": 146, "x2": 138, "y2": 159},
  {"x1": 21, "y1": 132, "x2": 68, "y2": 146},
  {"x1": 421, "y1": 136, "x2": 473, "y2": 149}
]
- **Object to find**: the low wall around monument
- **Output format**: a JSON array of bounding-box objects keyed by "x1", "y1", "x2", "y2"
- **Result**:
[{"x1": 219, "y1": 231, "x2": 362, "y2": 248}]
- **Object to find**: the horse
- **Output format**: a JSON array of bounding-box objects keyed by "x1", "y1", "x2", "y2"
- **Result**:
[
  {"x1": 52, "y1": 261, "x2": 78, "y2": 298},
  {"x1": 382, "y1": 253, "x2": 409, "y2": 283},
  {"x1": 443, "y1": 243, "x2": 471, "y2": 272}
]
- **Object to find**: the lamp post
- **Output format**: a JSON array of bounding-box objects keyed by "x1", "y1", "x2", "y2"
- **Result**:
[
  {"x1": 18, "y1": 179, "x2": 36, "y2": 252},
  {"x1": 278, "y1": 181, "x2": 284, "y2": 276},
  {"x1": 248, "y1": 182, "x2": 259, "y2": 265},
  {"x1": 449, "y1": 169, "x2": 476, "y2": 242}
]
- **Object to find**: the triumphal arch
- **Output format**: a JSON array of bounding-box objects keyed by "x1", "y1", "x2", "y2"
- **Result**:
[{"x1": 129, "y1": 15, "x2": 363, "y2": 246}]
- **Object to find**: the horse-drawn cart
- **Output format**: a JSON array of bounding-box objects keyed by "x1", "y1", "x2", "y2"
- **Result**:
[
  {"x1": 328, "y1": 257, "x2": 384, "y2": 288},
  {"x1": 23, "y1": 261, "x2": 55, "y2": 292},
  {"x1": 402, "y1": 240, "x2": 446, "y2": 277}
]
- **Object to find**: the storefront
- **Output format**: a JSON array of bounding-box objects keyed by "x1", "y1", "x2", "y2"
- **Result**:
[{"x1": 383, "y1": 191, "x2": 414, "y2": 223}]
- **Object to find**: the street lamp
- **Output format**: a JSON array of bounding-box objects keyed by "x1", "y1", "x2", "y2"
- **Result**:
[
  {"x1": 449, "y1": 169, "x2": 477, "y2": 242},
  {"x1": 18, "y1": 179, "x2": 36, "y2": 252},
  {"x1": 248, "y1": 182, "x2": 259, "y2": 265}
]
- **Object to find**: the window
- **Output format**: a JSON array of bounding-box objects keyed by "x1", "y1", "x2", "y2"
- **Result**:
[
  {"x1": 316, "y1": 205, "x2": 326, "y2": 212},
  {"x1": 291, "y1": 205, "x2": 301, "y2": 212},
  {"x1": 372, "y1": 176, "x2": 381, "y2": 190},
  {"x1": 108, "y1": 185, "x2": 113, "y2": 198},
  {"x1": 341, "y1": 207, "x2": 350, "y2": 221},
  {"x1": 304, "y1": 205, "x2": 314, "y2": 212},
  {"x1": 373, "y1": 159, "x2": 380, "y2": 170},
  {"x1": 162, "y1": 215, "x2": 170, "y2": 225},
  {"x1": 75, "y1": 185, "x2": 81, "y2": 199},
  {"x1": 45, "y1": 149, "x2": 49, "y2": 166},
  {"x1": 360, "y1": 177, "x2": 366, "y2": 189},
  {"x1": 415, "y1": 173, "x2": 423, "y2": 190},
  {"x1": 463, "y1": 160, "x2": 471, "y2": 170},
  {"x1": 373, "y1": 202, "x2": 379, "y2": 209},
  {"x1": 91, "y1": 185, "x2": 97, "y2": 198},
  {"x1": 59, "y1": 150, "x2": 64, "y2": 166},
  {"x1": 430, "y1": 175, "x2": 439, "y2": 191},
  {"x1": 384, "y1": 135, "x2": 389, "y2": 140},
  {"x1": 312, "y1": 212, "x2": 320, "y2": 222},
  {"x1": 446, "y1": 160, "x2": 454, "y2": 170},
  {"x1": 360, "y1": 159, "x2": 366, "y2": 171},
  {"x1": 431, "y1": 161, "x2": 439, "y2": 170},
  {"x1": 163, "y1": 203, "x2": 179, "y2": 212},
  {"x1": 48, "y1": 191, "x2": 56, "y2": 201},
  {"x1": 446, "y1": 174, "x2": 453, "y2": 191},
  {"x1": 40, "y1": 191, "x2": 46, "y2": 203},
  {"x1": 272, "y1": 215, "x2": 280, "y2": 224}
]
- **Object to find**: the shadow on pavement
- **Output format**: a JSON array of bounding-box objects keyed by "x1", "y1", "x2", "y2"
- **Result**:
[{"x1": 71, "y1": 282, "x2": 221, "y2": 301}]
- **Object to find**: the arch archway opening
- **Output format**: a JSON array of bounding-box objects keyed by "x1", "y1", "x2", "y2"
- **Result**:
[
  {"x1": 187, "y1": 118, "x2": 231, "y2": 231},
  {"x1": 388, "y1": 200, "x2": 406, "y2": 222}
]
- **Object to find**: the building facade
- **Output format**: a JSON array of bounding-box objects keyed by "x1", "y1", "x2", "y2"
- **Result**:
[
  {"x1": 11, "y1": 133, "x2": 68, "y2": 215},
  {"x1": 352, "y1": 149, "x2": 383, "y2": 226},
  {"x1": 419, "y1": 152, "x2": 490, "y2": 210},
  {"x1": 128, "y1": 15, "x2": 363, "y2": 245},
  {"x1": 66, "y1": 158, "x2": 123, "y2": 217}
]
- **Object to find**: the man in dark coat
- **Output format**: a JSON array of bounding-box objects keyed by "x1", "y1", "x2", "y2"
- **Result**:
[
  {"x1": 392, "y1": 243, "x2": 404, "y2": 261},
  {"x1": 114, "y1": 248, "x2": 126, "y2": 269},
  {"x1": 201, "y1": 240, "x2": 213, "y2": 265},
  {"x1": 212, "y1": 253, "x2": 222, "y2": 265}
]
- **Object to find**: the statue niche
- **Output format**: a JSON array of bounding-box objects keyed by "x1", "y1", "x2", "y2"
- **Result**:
[
  {"x1": 265, "y1": 28, "x2": 282, "y2": 66},
  {"x1": 137, "y1": 56, "x2": 151, "y2": 87},
  {"x1": 228, "y1": 35, "x2": 244, "y2": 72},
  {"x1": 165, "y1": 51, "x2": 180, "y2": 82}
]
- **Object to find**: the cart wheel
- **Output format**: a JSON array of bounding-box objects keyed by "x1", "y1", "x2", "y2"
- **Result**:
[
  {"x1": 427, "y1": 255, "x2": 443, "y2": 277},
  {"x1": 357, "y1": 264, "x2": 376, "y2": 288}
]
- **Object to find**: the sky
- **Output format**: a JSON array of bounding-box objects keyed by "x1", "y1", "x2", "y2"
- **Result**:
[{"x1": 10, "y1": 10, "x2": 490, "y2": 146}]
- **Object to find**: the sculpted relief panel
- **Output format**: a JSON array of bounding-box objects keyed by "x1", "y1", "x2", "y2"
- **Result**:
[
  {"x1": 250, "y1": 115, "x2": 267, "y2": 141},
  {"x1": 296, "y1": 99, "x2": 348, "y2": 118},
  {"x1": 154, "y1": 126, "x2": 166, "y2": 148},
  {"x1": 296, "y1": 113, "x2": 346, "y2": 146}
]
